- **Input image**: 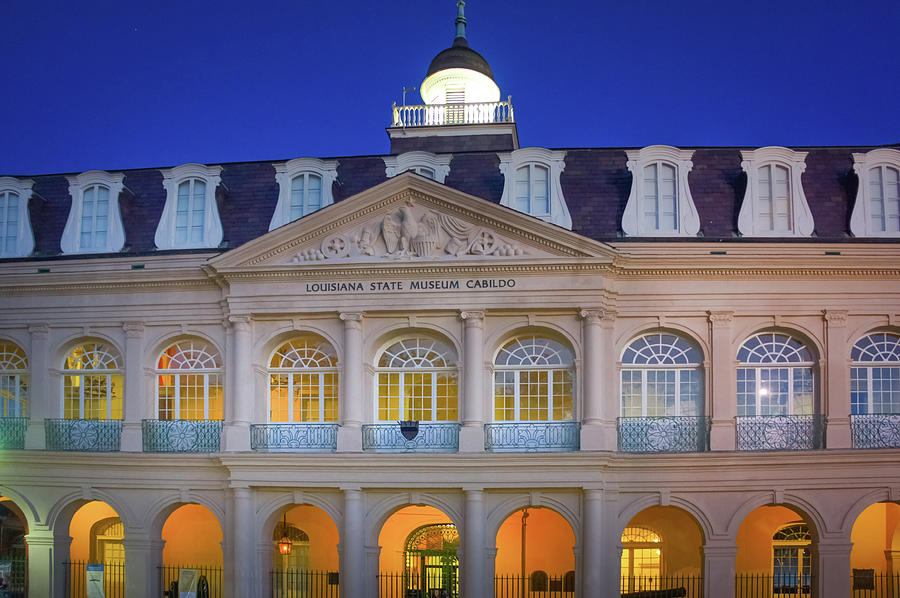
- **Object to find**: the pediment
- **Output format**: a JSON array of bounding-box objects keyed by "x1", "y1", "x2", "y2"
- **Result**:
[{"x1": 210, "y1": 173, "x2": 609, "y2": 270}]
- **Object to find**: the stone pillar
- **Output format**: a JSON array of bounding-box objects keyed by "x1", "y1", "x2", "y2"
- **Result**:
[
  {"x1": 341, "y1": 487, "x2": 366, "y2": 598},
  {"x1": 24, "y1": 526, "x2": 55, "y2": 598},
  {"x1": 815, "y1": 536, "x2": 852, "y2": 598},
  {"x1": 25, "y1": 324, "x2": 50, "y2": 449},
  {"x1": 231, "y1": 486, "x2": 256, "y2": 598},
  {"x1": 124, "y1": 530, "x2": 155, "y2": 598},
  {"x1": 224, "y1": 315, "x2": 252, "y2": 451},
  {"x1": 584, "y1": 310, "x2": 617, "y2": 450},
  {"x1": 459, "y1": 311, "x2": 485, "y2": 452},
  {"x1": 463, "y1": 488, "x2": 486, "y2": 595},
  {"x1": 339, "y1": 313, "x2": 364, "y2": 452},
  {"x1": 121, "y1": 322, "x2": 145, "y2": 452},
  {"x1": 702, "y1": 540, "x2": 737, "y2": 598},
  {"x1": 485, "y1": 547, "x2": 498, "y2": 598},
  {"x1": 824, "y1": 310, "x2": 851, "y2": 448},
  {"x1": 708, "y1": 311, "x2": 736, "y2": 450},
  {"x1": 581, "y1": 488, "x2": 605, "y2": 595}
]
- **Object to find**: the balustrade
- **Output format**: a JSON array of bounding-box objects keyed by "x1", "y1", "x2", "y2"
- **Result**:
[
  {"x1": 850, "y1": 413, "x2": 900, "y2": 449},
  {"x1": 391, "y1": 98, "x2": 514, "y2": 127},
  {"x1": 250, "y1": 423, "x2": 339, "y2": 452},
  {"x1": 361, "y1": 422, "x2": 460, "y2": 453},
  {"x1": 484, "y1": 422, "x2": 580, "y2": 452},
  {"x1": 141, "y1": 419, "x2": 222, "y2": 453},
  {"x1": 0, "y1": 417, "x2": 28, "y2": 449},
  {"x1": 45, "y1": 418, "x2": 122, "y2": 452},
  {"x1": 617, "y1": 416, "x2": 711, "y2": 453},
  {"x1": 735, "y1": 415, "x2": 825, "y2": 451}
]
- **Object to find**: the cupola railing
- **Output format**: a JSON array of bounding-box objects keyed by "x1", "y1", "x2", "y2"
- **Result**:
[{"x1": 391, "y1": 98, "x2": 514, "y2": 128}]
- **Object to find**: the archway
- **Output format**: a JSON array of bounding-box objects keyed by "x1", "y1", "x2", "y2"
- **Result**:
[
  {"x1": 270, "y1": 504, "x2": 339, "y2": 598},
  {"x1": 620, "y1": 506, "x2": 704, "y2": 597},
  {"x1": 0, "y1": 497, "x2": 27, "y2": 596},
  {"x1": 494, "y1": 507, "x2": 575, "y2": 597},
  {"x1": 850, "y1": 501, "x2": 900, "y2": 595},
  {"x1": 736, "y1": 505, "x2": 818, "y2": 597},
  {"x1": 378, "y1": 505, "x2": 456, "y2": 597},
  {"x1": 68, "y1": 500, "x2": 125, "y2": 598},
  {"x1": 160, "y1": 504, "x2": 224, "y2": 597}
]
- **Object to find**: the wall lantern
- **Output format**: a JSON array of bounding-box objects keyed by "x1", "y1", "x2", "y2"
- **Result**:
[
  {"x1": 399, "y1": 420, "x2": 420, "y2": 440},
  {"x1": 277, "y1": 513, "x2": 292, "y2": 555}
]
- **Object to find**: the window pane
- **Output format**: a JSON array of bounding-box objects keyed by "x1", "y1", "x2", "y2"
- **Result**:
[
  {"x1": 758, "y1": 165, "x2": 773, "y2": 231},
  {"x1": 886, "y1": 167, "x2": 900, "y2": 232},
  {"x1": 269, "y1": 374, "x2": 289, "y2": 422},
  {"x1": 306, "y1": 175, "x2": 322, "y2": 213},
  {"x1": 290, "y1": 176, "x2": 305, "y2": 221},
  {"x1": 494, "y1": 371, "x2": 515, "y2": 421},
  {"x1": 870, "y1": 167, "x2": 885, "y2": 231},
  {"x1": 514, "y1": 167, "x2": 530, "y2": 212},
  {"x1": 643, "y1": 163, "x2": 659, "y2": 231},
  {"x1": 659, "y1": 163, "x2": 677, "y2": 231},
  {"x1": 773, "y1": 165, "x2": 791, "y2": 232},
  {"x1": 378, "y1": 372, "x2": 400, "y2": 421},
  {"x1": 532, "y1": 165, "x2": 549, "y2": 214}
]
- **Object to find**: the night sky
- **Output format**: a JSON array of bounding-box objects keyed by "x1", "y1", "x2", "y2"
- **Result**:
[{"x1": 2, "y1": 0, "x2": 898, "y2": 176}]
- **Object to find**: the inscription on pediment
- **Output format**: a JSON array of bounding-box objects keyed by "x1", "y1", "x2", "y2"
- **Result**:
[{"x1": 290, "y1": 199, "x2": 526, "y2": 263}]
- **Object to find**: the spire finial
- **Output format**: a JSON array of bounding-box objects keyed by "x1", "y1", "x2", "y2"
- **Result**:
[{"x1": 455, "y1": 1, "x2": 467, "y2": 41}]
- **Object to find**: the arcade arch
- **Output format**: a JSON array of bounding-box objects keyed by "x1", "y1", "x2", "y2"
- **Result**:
[
  {"x1": 850, "y1": 501, "x2": 900, "y2": 593},
  {"x1": 494, "y1": 506, "x2": 575, "y2": 592},
  {"x1": 377, "y1": 505, "x2": 456, "y2": 596}
]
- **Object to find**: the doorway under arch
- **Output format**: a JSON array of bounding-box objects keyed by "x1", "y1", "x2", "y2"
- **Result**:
[
  {"x1": 0, "y1": 497, "x2": 27, "y2": 596},
  {"x1": 270, "y1": 504, "x2": 339, "y2": 598},
  {"x1": 68, "y1": 500, "x2": 125, "y2": 598},
  {"x1": 378, "y1": 505, "x2": 456, "y2": 597},
  {"x1": 160, "y1": 504, "x2": 224, "y2": 597}
]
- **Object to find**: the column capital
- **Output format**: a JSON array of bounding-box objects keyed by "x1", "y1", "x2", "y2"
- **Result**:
[
  {"x1": 824, "y1": 309, "x2": 849, "y2": 328},
  {"x1": 708, "y1": 310, "x2": 734, "y2": 328},
  {"x1": 28, "y1": 323, "x2": 50, "y2": 337},
  {"x1": 580, "y1": 308, "x2": 616, "y2": 324},
  {"x1": 340, "y1": 312, "x2": 363, "y2": 326},
  {"x1": 459, "y1": 310, "x2": 485, "y2": 326},
  {"x1": 462, "y1": 486, "x2": 485, "y2": 495},
  {"x1": 122, "y1": 321, "x2": 145, "y2": 337},
  {"x1": 340, "y1": 484, "x2": 363, "y2": 494},
  {"x1": 228, "y1": 314, "x2": 252, "y2": 328}
]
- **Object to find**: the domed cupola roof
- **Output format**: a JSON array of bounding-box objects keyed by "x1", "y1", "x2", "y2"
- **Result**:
[{"x1": 426, "y1": 36, "x2": 494, "y2": 80}]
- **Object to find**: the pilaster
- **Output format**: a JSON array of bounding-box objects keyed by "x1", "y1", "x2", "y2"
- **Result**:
[
  {"x1": 459, "y1": 311, "x2": 485, "y2": 452},
  {"x1": 339, "y1": 313, "x2": 364, "y2": 452},
  {"x1": 824, "y1": 310, "x2": 851, "y2": 448},
  {"x1": 815, "y1": 537, "x2": 852, "y2": 598},
  {"x1": 24, "y1": 526, "x2": 55, "y2": 598},
  {"x1": 580, "y1": 309, "x2": 617, "y2": 450},
  {"x1": 25, "y1": 324, "x2": 50, "y2": 449},
  {"x1": 121, "y1": 322, "x2": 145, "y2": 452},
  {"x1": 123, "y1": 531, "x2": 158, "y2": 598},
  {"x1": 224, "y1": 315, "x2": 252, "y2": 451},
  {"x1": 708, "y1": 311, "x2": 736, "y2": 450},
  {"x1": 703, "y1": 540, "x2": 737, "y2": 598}
]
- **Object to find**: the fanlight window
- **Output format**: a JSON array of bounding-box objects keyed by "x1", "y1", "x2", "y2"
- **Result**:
[
  {"x1": 404, "y1": 523, "x2": 459, "y2": 597},
  {"x1": 737, "y1": 333, "x2": 814, "y2": 417},
  {"x1": 621, "y1": 526, "x2": 662, "y2": 593},
  {"x1": 156, "y1": 340, "x2": 223, "y2": 421},
  {"x1": 290, "y1": 173, "x2": 323, "y2": 221},
  {"x1": 80, "y1": 185, "x2": 110, "y2": 250},
  {"x1": 772, "y1": 523, "x2": 811, "y2": 594},
  {"x1": 851, "y1": 332, "x2": 900, "y2": 415},
  {"x1": 62, "y1": 343, "x2": 123, "y2": 420},
  {"x1": 376, "y1": 338, "x2": 458, "y2": 422},
  {"x1": 175, "y1": 179, "x2": 206, "y2": 245},
  {"x1": 268, "y1": 336, "x2": 339, "y2": 423},
  {"x1": 0, "y1": 342, "x2": 28, "y2": 418},
  {"x1": 621, "y1": 333, "x2": 703, "y2": 417},
  {"x1": 493, "y1": 336, "x2": 574, "y2": 422}
]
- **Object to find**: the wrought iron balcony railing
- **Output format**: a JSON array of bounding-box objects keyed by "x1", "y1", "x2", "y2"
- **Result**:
[
  {"x1": 735, "y1": 414, "x2": 825, "y2": 451},
  {"x1": 850, "y1": 413, "x2": 900, "y2": 449},
  {"x1": 484, "y1": 422, "x2": 581, "y2": 452},
  {"x1": 250, "y1": 423, "x2": 339, "y2": 452},
  {"x1": 391, "y1": 98, "x2": 514, "y2": 128},
  {"x1": 617, "y1": 416, "x2": 711, "y2": 453},
  {"x1": 45, "y1": 418, "x2": 122, "y2": 452},
  {"x1": 142, "y1": 419, "x2": 222, "y2": 453},
  {"x1": 0, "y1": 417, "x2": 28, "y2": 450},
  {"x1": 361, "y1": 422, "x2": 460, "y2": 453}
]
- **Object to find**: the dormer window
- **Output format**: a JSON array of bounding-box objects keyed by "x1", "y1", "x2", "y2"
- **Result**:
[
  {"x1": 61, "y1": 171, "x2": 126, "y2": 254},
  {"x1": 623, "y1": 146, "x2": 699, "y2": 237},
  {"x1": 155, "y1": 164, "x2": 223, "y2": 250},
  {"x1": 738, "y1": 147, "x2": 813, "y2": 237},
  {"x1": 0, "y1": 177, "x2": 35, "y2": 258},
  {"x1": 383, "y1": 151, "x2": 452, "y2": 183},
  {"x1": 269, "y1": 158, "x2": 338, "y2": 230},
  {"x1": 850, "y1": 149, "x2": 900, "y2": 237},
  {"x1": 498, "y1": 147, "x2": 571, "y2": 229}
]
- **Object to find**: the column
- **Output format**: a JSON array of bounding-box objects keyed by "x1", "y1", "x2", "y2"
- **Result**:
[
  {"x1": 121, "y1": 322, "x2": 145, "y2": 452},
  {"x1": 459, "y1": 311, "x2": 485, "y2": 452},
  {"x1": 463, "y1": 488, "x2": 486, "y2": 595},
  {"x1": 224, "y1": 315, "x2": 252, "y2": 451},
  {"x1": 824, "y1": 310, "x2": 851, "y2": 448},
  {"x1": 230, "y1": 486, "x2": 256, "y2": 598},
  {"x1": 815, "y1": 535, "x2": 852, "y2": 598},
  {"x1": 339, "y1": 313, "x2": 364, "y2": 452},
  {"x1": 124, "y1": 530, "x2": 156, "y2": 598},
  {"x1": 702, "y1": 539, "x2": 737, "y2": 598},
  {"x1": 708, "y1": 311, "x2": 736, "y2": 450},
  {"x1": 340, "y1": 487, "x2": 366, "y2": 598},
  {"x1": 25, "y1": 324, "x2": 50, "y2": 449},
  {"x1": 581, "y1": 310, "x2": 617, "y2": 450},
  {"x1": 25, "y1": 525, "x2": 55, "y2": 598},
  {"x1": 581, "y1": 488, "x2": 605, "y2": 595}
]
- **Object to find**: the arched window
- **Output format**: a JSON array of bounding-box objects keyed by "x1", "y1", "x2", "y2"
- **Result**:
[
  {"x1": 376, "y1": 338, "x2": 458, "y2": 422},
  {"x1": 737, "y1": 333, "x2": 814, "y2": 417},
  {"x1": 383, "y1": 152, "x2": 451, "y2": 183},
  {"x1": 155, "y1": 163, "x2": 224, "y2": 250},
  {"x1": 90, "y1": 517, "x2": 125, "y2": 565},
  {"x1": 0, "y1": 341, "x2": 28, "y2": 418},
  {"x1": 270, "y1": 158, "x2": 338, "y2": 230},
  {"x1": 530, "y1": 570, "x2": 549, "y2": 591},
  {"x1": 79, "y1": 185, "x2": 111, "y2": 249},
  {"x1": 0, "y1": 190, "x2": 21, "y2": 255},
  {"x1": 851, "y1": 149, "x2": 900, "y2": 237},
  {"x1": 772, "y1": 523, "x2": 811, "y2": 594},
  {"x1": 621, "y1": 526, "x2": 662, "y2": 593},
  {"x1": 156, "y1": 340, "x2": 223, "y2": 421},
  {"x1": 514, "y1": 164, "x2": 550, "y2": 216},
  {"x1": 738, "y1": 147, "x2": 813, "y2": 237},
  {"x1": 62, "y1": 343, "x2": 123, "y2": 420},
  {"x1": 268, "y1": 336, "x2": 339, "y2": 423},
  {"x1": 642, "y1": 162, "x2": 677, "y2": 232},
  {"x1": 851, "y1": 332, "x2": 900, "y2": 415},
  {"x1": 621, "y1": 333, "x2": 703, "y2": 417},
  {"x1": 290, "y1": 173, "x2": 323, "y2": 220},
  {"x1": 498, "y1": 148, "x2": 571, "y2": 229},
  {"x1": 175, "y1": 178, "x2": 207, "y2": 245},
  {"x1": 493, "y1": 336, "x2": 574, "y2": 422},
  {"x1": 0, "y1": 177, "x2": 35, "y2": 258},
  {"x1": 404, "y1": 524, "x2": 459, "y2": 596},
  {"x1": 62, "y1": 171, "x2": 126, "y2": 254}
]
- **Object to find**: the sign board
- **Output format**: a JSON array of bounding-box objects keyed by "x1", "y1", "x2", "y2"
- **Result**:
[
  {"x1": 179, "y1": 569, "x2": 198, "y2": 598},
  {"x1": 85, "y1": 564, "x2": 105, "y2": 598}
]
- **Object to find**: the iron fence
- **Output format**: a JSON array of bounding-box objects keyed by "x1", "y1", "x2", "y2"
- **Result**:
[
  {"x1": 621, "y1": 575, "x2": 702, "y2": 597},
  {"x1": 46, "y1": 419, "x2": 122, "y2": 452},
  {"x1": 484, "y1": 422, "x2": 581, "y2": 452},
  {"x1": 362, "y1": 423, "x2": 460, "y2": 453},
  {"x1": 270, "y1": 569, "x2": 340, "y2": 597},
  {"x1": 0, "y1": 555, "x2": 26, "y2": 597},
  {"x1": 735, "y1": 415, "x2": 825, "y2": 451},
  {"x1": 0, "y1": 417, "x2": 27, "y2": 450},
  {"x1": 850, "y1": 414, "x2": 900, "y2": 449},
  {"x1": 142, "y1": 419, "x2": 222, "y2": 453},
  {"x1": 64, "y1": 561, "x2": 125, "y2": 598},
  {"x1": 851, "y1": 570, "x2": 900, "y2": 597},
  {"x1": 494, "y1": 574, "x2": 575, "y2": 597},
  {"x1": 735, "y1": 573, "x2": 814, "y2": 597},
  {"x1": 378, "y1": 571, "x2": 457, "y2": 598},
  {"x1": 617, "y1": 416, "x2": 710, "y2": 453},
  {"x1": 159, "y1": 564, "x2": 224, "y2": 598},
  {"x1": 251, "y1": 423, "x2": 339, "y2": 452}
]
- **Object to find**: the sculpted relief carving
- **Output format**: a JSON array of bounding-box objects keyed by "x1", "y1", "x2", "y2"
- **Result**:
[{"x1": 291, "y1": 199, "x2": 525, "y2": 262}]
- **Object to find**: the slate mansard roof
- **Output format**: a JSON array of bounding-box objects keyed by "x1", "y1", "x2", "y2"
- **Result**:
[{"x1": 9, "y1": 143, "x2": 900, "y2": 261}]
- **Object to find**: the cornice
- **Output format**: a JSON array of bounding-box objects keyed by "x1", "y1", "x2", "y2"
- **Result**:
[{"x1": 0, "y1": 278, "x2": 216, "y2": 296}]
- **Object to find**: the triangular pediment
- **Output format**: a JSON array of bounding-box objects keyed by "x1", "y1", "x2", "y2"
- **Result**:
[{"x1": 210, "y1": 173, "x2": 611, "y2": 270}]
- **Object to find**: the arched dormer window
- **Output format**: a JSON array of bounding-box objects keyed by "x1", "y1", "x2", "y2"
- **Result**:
[
  {"x1": 498, "y1": 148, "x2": 571, "y2": 229},
  {"x1": 383, "y1": 151, "x2": 452, "y2": 183},
  {"x1": 156, "y1": 339, "x2": 223, "y2": 421},
  {"x1": 62, "y1": 342, "x2": 123, "y2": 420},
  {"x1": 851, "y1": 149, "x2": 900, "y2": 237},
  {"x1": 0, "y1": 178, "x2": 35, "y2": 258},
  {"x1": 620, "y1": 333, "x2": 703, "y2": 417},
  {"x1": 623, "y1": 146, "x2": 699, "y2": 237},
  {"x1": 375, "y1": 338, "x2": 458, "y2": 422},
  {"x1": 268, "y1": 336, "x2": 339, "y2": 423},
  {"x1": 737, "y1": 333, "x2": 814, "y2": 417},
  {"x1": 493, "y1": 336, "x2": 574, "y2": 422},
  {"x1": 61, "y1": 171, "x2": 126, "y2": 254},
  {"x1": 738, "y1": 147, "x2": 813, "y2": 237},
  {"x1": 155, "y1": 163, "x2": 223, "y2": 250},
  {"x1": 851, "y1": 332, "x2": 900, "y2": 415},
  {"x1": 0, "y1": 341, "x2": 28, "y2": 418},
  {"x1": 269, "y1": 158, "x2": 338, "y2": 230}
]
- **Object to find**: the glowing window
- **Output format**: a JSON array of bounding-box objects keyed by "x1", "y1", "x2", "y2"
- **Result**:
[
  {"x1": 736, "y1": 333, "x2": 814, "y2": 417},
  {"x1": 851, "y1": 332, "x2": 900, "y2": 415},
  {"x1": 268, "y1": 336, "x2": 339, "y2": 423},
  {"x1": 621, "y1": 526, "x2": 662, "y2": 593},
  {"x1": 376, "y1": 338, "x2": 458, "y2": 422},
  {"x1": 621, "y1": 333, "x2": 703, "y2": 417},
  {"x1": 772, "y1": 523, "x2": 811, "y2": 594},
  {"x1": 62, "y1": 343, "x2": 123, "y2": 420},
  {"x1": 493, "y1": 336, "x2": 574, "y2": 422},
  {"x1": 0, "y1": 341, "x2": 28, "y2": 418},
  {"x1": 156, "y1": 340, "x2": 222, "y2": 421}
]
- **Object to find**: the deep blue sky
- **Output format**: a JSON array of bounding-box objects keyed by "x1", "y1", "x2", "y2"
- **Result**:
[{"x1": 2, "y1": 0, "x2": 898, "y2": 175}]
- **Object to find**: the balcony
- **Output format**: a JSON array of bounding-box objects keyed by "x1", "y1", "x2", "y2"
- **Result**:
[
  {"x1": 0, "y1": 417, "x2": 28, "y2": 450},
  {"x1": 391, "y1": 99, "x2": 514, "y2": 128},
  {"x1": 142, "y1": 419, "x2": 222, "y2": 453},
  {"x1": 250, "y1": 423, "x2": 338, "y2": 452},
  {"x1": 617, "y1": 416, "x2": 711, "y2": 453},
  {"x1": 484, "y1": 422, "x2": 581, "y2": 453},
  {"x1": 851, "y1": 413, "x2": 900, "y2": 449},
  {"x1": 735, "y1": 415, "x2": 825, "y2": 451},
  {"x1": 45, "y1": 419, "x2": 122, "y2": 452},
  {"x1": 361, "y1": 423, "x2": 460, "y2": 453}
]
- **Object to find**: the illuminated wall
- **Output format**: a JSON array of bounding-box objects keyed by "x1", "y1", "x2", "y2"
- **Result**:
[
  {"x1": 624, "y1": 506, "x2": 703, "y2": 575},
  {"x1": 851, "y1": 502, "x2": 900, "y2": 572},
  {"x1": 378, "y1": 505, "x2": 453, "y2": 572},
  {"x1": 736, "y1": 505, "x2": 808, "y2": 573},
  {"x1": 494, "y1": 507, "x2": 575, "y2": 577},
  {"x1": 162, "y1": 504, "x2": 223, "y2": 566},
  {"x1": 282, "y1": 505, "x2": 340, "y2": 571},
  {"x1": 69, "y1": 501, "x2": 119, "y2": 562}
]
